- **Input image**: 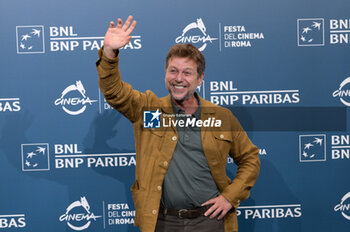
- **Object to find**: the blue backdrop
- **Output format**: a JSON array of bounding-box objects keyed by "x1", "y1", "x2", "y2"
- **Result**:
[{"x1": 1, "y1": 0, "x2": 350, "y2": 231}]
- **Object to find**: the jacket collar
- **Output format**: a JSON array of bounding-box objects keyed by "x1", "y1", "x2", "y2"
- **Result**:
[{"x1": 160, "y1": 93, "x2": 216, "y2": 114}]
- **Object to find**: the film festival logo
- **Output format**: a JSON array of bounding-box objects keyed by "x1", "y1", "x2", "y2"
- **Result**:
[
  {"x1": 297, "y1": 18, "x2": 324, "y2": 46},
  {"x1": 21, "y1": 143, "x2": 50, "y2": 171},
  {"x1": 59, "y1": 196, "x2": 101, "y2": 231},
  {"x1": 299, "y1": 135, "x2": 326, "y2": 162},
  {"x1": 333, "y1": 77, "x2": 350, "y2": 107},
  {"x1": 16, "y1": 25, "x2": 45, "y2": 54},
  {"x1": 175, "y1": 18, "x2": 218, "y2": 51},
  {"x1": 334, "y1": 192, "x2": 350, "y2": 220},
  {"x1": 54, "y1": 80, "x2": 97, "y2": 115}
]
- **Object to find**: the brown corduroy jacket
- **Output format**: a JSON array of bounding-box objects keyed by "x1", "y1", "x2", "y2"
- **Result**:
[{"x1": 96, "y1": 48, "x2": 260, "y2": 232}]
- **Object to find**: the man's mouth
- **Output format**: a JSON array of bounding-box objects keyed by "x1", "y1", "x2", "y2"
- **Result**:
[{"x1": 174, "y1": 85, "x2": 185, "y2": 89}]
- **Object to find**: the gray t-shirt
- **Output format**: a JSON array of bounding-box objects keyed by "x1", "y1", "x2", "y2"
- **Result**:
[{"x1": 161, "y1": 95, "x2": 220, "y2": 209}]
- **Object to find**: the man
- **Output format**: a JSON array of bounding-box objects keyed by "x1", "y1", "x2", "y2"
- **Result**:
[{"x1": 96, "y1": 15, "x2": 260, "y2": 232}]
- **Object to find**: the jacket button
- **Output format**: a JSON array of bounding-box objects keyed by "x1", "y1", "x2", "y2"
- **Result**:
[
  {"x1": 152, "y1": 210, "x2": 157, "y2": 215},
  {"x1": 220, "y1": 134, "x2": 224, "y2": 139},
  {"x1": 157, "y1": 186, "x2": 162, "y2": 191},
  {"x1": 172, "y1": 136, "x2": 177, "y2": 141},
  {"x1": 163, "y1": 161, "x2": 168, "y2": 167}
]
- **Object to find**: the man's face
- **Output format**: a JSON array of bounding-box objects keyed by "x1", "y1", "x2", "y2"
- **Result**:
[{"x1": 165, "y1": 56, "x2": 204, "y2": 102}]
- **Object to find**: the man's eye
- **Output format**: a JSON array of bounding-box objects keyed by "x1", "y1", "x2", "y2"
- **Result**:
[
  {"x1": 184, "y1": 72, "x2": 192, "y2": 76},
  {"x1": 170, "y1": 69, "x2": 177, "y2": 73}
]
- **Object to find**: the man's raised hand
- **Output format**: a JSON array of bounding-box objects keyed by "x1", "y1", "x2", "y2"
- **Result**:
[{"x1": 103, "y1": 15, "x2": 137, "y2": 59}]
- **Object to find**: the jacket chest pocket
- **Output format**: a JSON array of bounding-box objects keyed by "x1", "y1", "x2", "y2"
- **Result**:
[
  {"x1": 213, "y1": 131, "x2": 233, "y2": 163},
  {"x1": 148, "y1": 129, "x2": 167, "y2": 153}
]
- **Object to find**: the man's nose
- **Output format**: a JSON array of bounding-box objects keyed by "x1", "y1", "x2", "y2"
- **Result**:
[{"x1": 175, "y1": 72, "x2": 184, "y2": 82}]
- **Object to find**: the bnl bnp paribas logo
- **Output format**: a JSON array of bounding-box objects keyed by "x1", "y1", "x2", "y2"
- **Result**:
[
  {"x1": 21, "y1": 143, "x2": 50, "y2": 171},
  {"x1": 299, "y1": 135, "x2": 326, "y2": 162},
  {"x1": 16, "y1": 25, "x2": 45, "y2": 54},
  {"x1": 297, "y1": 18, "x2": 324, "y2": 46},
  {"x1": 299, "y1": 134, "x2": 350, "y2": 162},
  {"x1": 175, "y1": 18, "x2": 218, "y2": 51},
  {"x1": 16, "y1": 25, "x2": 142, "y2": 54},
  {"x1": 54, "y1": 80, "x2": 97, "y2": 115}
]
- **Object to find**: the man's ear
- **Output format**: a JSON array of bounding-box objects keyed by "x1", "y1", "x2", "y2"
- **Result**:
[{"x1": 197, "y1": 72, "x2": 205, "y2": 86}]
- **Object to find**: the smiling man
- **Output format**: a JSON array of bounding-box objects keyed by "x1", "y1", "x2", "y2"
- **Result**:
[{"x1": 96, "y1": 15, "x2": 260, "y2": 232}]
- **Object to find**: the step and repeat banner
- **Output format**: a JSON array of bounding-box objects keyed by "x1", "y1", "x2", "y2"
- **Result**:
[{"x1": 1, "y1": 0, "x2": 350, "y2": 231}]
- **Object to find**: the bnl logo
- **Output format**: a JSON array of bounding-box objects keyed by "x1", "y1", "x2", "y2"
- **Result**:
[
  {"x1": 21, "y1": 143, "x2": 50, "y2": 171},
  {"x1": 297, "y1": 18, "x2": 324, "y2": 46},
  {"x1": 143, "y1": 109, "x2": 161, "y2": 128},
  {"x1": 299, "y1": 134, "x2": 326, "y2": 162},
  {"x1": 16, "y1": 25, "x2": 45, "y2": 54}
]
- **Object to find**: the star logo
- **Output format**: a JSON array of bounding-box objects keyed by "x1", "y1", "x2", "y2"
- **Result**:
[
  {"x1": 143, "y1": 109, "x2": 162, "y2": 128},
  {"x1": 21, "y1": 143, "x2": 50, "y2": 171},
  {"x1": 16, "y1": 25, "x2": 45, "y2": 54},
  {"x1": 150, "y1": 109, "x2": 162, "y2": 122},
  {"x1": 297, "y1": 18, "x2": 324, "y2": 47},
  {"x1": 299, "y1": 134, "x2": 326, "y2": 162}
]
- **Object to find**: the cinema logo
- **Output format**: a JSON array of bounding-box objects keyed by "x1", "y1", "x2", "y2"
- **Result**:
[
  {"x1": 222, "y1": 25, "x2": 264, "y2": 48},
  {"x1": 0, "y1": 214, "x2": 26, "y2": 229},
  {"x1": 54, "y1": 80, "x2": 97, "y2": 116},
  {"x1": 208, "y1": 81, "x2": 300, "y2": 105},
  {"x1": 16, "y1": 25, "x2": 142, "y2": 53},
  {"x1": 334, "y1": 192, "x2": 350, "y2": 220},
  {"x1": 299, "y1": 134, "x2": 350, "y2": 161},
  {"x1": 175, "y1": 18, "x2": 218, "y2": 51},
  {"x1": 237, "y1": 204, "x2": 302, "y2": 220},
  {"x1": 59, "y1": 197, "x2": 101, "y2": 231},
  {"x1": 333, "y1": 77, "x2": 350, "y2": 107},
  {"x1": 0, "y1": 97, "x2": 21, "y2": 112}
]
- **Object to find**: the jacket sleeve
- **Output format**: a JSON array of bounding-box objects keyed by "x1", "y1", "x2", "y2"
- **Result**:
[
  {"x1": 221, "y1": 113, "x2": 260, "y2": 209},
  {"x1": 96, "y1": 47, "x2": 146, "y2": 123}
]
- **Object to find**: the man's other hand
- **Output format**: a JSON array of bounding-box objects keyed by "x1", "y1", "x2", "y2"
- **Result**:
[{"x1": 202, "y1": 195, "x2": 233, "y2": 220}]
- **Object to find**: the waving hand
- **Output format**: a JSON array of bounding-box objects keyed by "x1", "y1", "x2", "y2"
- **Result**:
[{"x1": 103, "y1": 15, "x2": 137, "y2": 58}]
